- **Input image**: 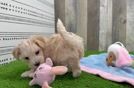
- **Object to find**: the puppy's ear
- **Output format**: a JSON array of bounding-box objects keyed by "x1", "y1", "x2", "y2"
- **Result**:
[
  {"x1": 12, "y1": 47, "x2": 21, "y2": 59},
  {"x1": 34, "y1": 40, "x2": 45, "y2": 49},
  {"x1": 32, "y1": 36, "x2": 47, "y2": 49}
]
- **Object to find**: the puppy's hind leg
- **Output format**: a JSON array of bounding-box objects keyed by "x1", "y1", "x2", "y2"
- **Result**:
[{"x1": 68, "y1": 58, "x2": 81, "y2": 78}]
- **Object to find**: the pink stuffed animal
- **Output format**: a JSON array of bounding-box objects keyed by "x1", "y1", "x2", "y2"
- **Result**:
[{"x1": 29, "y1": 58, "x2": 68, "y2": 88}]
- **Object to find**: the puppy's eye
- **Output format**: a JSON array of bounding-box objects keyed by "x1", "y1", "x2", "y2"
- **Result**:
[
  {"x1": 35, "y1": 50, "x2": 40, "y2": 55},
  {"x1": 25, "y1": 57, "x2": 29, "y2": 60}
]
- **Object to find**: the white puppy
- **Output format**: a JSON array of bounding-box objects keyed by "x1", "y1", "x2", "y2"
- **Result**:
[{"x1": 12, "y1": 19, "x2": 84, "y2": 78}]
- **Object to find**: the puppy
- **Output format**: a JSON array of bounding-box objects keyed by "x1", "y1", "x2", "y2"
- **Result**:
[
  {"x1": 12, "y1": 36, "x2": 47, "y2": 77},
  {"x1": 12, "y1": 19, "x2": 84, "y2": 78},
  {"x1": 106, "y1": 42, "x2": 124, "y2": 66},
  {"x1": 106, "y1": 42, "x2": 132, "y2": 67}
]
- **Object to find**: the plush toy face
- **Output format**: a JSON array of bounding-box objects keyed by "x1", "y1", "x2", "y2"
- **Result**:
[
  {"x1": 29, "y1": 58, "x2": 55, "y2": 86},
  {"x1": 36, "y1": 63, "x2": 52, "y2": 73},
  {"x1": 34, "y1": 63, "x2": 55, "y2": 85}
]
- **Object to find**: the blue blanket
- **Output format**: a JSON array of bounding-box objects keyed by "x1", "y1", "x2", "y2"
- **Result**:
[{"x1": 80, "y1": 53, "x2": 134, "y2": 86}]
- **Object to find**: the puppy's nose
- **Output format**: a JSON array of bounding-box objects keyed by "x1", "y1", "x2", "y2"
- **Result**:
[{"x1": 34, "y1": 62, "x2": 40, "y2": 66}]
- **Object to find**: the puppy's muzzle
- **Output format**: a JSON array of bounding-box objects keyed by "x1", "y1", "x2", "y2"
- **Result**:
[{"x1": 34, "y1": 62, "x2": 40, "y2": 66}]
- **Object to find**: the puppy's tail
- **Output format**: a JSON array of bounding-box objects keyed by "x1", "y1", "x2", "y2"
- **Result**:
[
  {"x1": 56, "y1": 18, "x2": 80, "y2": 42},
  {"x1": 114, "y1": 42, "x2": 125, "y2": 48},
  {"x1": 56, "y1": 18, "x2": 71, "y2": 41},
  {"x1": 57, "y1": 19, "x2": 84, "y2": 58},
  {"x1": 57, "y1": 19, "x2": 67, "y2": 34},
  {"x1": 56, "y1": 18, "x2": 83, "y2": 43}
]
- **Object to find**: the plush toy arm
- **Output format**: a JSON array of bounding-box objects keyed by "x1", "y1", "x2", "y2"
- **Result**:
[
  {"x1": 51, "y1": 66, "x2": 68, "y2": 75},
  {"x1": 42, "y1": 81, "x2": 52, "y2": 88}
]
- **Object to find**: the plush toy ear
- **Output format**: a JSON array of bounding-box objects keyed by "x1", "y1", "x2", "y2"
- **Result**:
[
  {"x1": 46, "y1": 58, "x2": 53, "y2": 66},
  {"x1": 51, "y1": 66, "x2": 68, "y2": 75}
]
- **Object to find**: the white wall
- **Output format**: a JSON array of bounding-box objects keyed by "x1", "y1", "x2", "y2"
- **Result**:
[{"x1": 0, "y1": 0, "x2": 55, "y2": 65}]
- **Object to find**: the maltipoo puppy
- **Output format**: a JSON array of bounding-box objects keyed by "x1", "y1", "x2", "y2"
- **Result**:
[{"x1": 13, "y1": 19, "x2": 84, "y2": 78}]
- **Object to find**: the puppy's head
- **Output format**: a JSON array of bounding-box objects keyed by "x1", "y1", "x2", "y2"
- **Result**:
[
  {"x1": 106, "y1": 52, "x2": 116, "y2": 67},
  {"x1": 12, "y1": 36, "x2": 47, "y2": 68}
]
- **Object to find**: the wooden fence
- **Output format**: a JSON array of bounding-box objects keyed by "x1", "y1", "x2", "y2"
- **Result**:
[{"x1": 55, "y1": 0, "x2": 134, "y2": 52}]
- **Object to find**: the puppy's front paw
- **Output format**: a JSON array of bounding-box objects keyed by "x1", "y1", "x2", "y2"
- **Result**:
[
  {"x1": 21, "y1": 70, "x2": 34, "y2": 78},
  {"x1": 29, "y1": 73, "x2": 34, "y2": 78},
  {"x1": 29, "y1": 80, "x2": 34, "y2": 86},
  {"x1": 21, "y1": 71, "x2": 30, "y2": 78},
  {"x1": 73, "y1": 70, "x2": 81, "y2": 78},
  {"x1": 29, "y1": 81, "x2": 32, "y2": 86}
]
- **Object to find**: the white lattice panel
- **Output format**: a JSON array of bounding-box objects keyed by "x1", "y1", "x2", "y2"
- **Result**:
[{"x1": 0, "y1": 0, "x2": 55, "y2": 65}]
